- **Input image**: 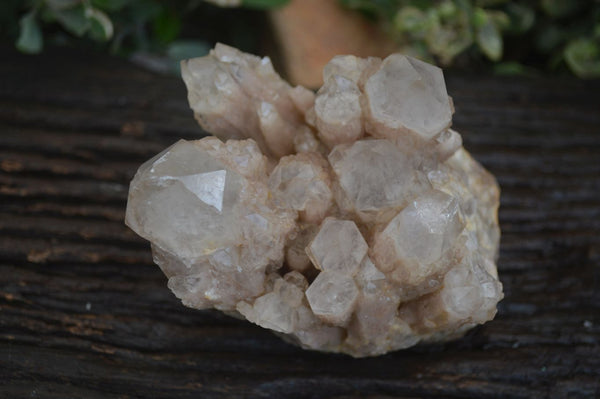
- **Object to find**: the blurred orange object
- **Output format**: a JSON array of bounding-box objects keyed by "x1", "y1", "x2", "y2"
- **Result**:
[{"x1": 270, "y1": 0, "x2": 397, "y2": 88}]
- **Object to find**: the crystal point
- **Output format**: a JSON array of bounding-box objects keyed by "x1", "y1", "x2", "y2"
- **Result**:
[
  {"x1": 306, "y1": 218, "x2": 367, "y2": 276},
  {"x1": 306, "y1": 271, "x2": 359, "y2": 326},
  {"x1": 364, "y1": 54, "x2": 453, "y2": 142}
]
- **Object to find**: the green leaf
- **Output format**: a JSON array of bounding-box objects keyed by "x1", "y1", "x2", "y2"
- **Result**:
[
  {"x1": 166, "y1": 40, "x2": 210, "y2": 74},
  {"x1": 425, "y1": 4, "x2": 472, "y2": 64},
  {"x1": 53, "y1": 4, "x2": 90, "y2": 36},
  {"x1": 504, "y1": 3, "x2": 534, "y2": 34},
  {"x1": 472, "y1": 6, "x2": 486, "y2": 27},
  {"x1": 436, "y1": 1, "x2": 457, "y2": 19},
  {"x1": 16, "y1": 12, "x2": 43, "y2": 54},
  {"x1": 242, "y1": 0, "x2": 290, "y2": 9},
  {"x1": 153, "y1": 9, "x2": 181, "y2": 45},
  {"x1": 87, "y1": 7, "x2": 114, "y2": 41},
  {"x1": 564, "y1": 38, "x2": 600, "y2": 79},
  {"x1": 474, "y1": 8, "x2": 502, "y2": 61},
  {"x1": 167, "y1": 39, "x2": 210, "y2": 61},
  {"x1": 394, "y1": 6, "x2": 428, "y2": 34},
  {"x1": 487, "y1": 10, "x2": 510, "y2": 31},
  {"x1": 493, "y1": 61, "x2": 537, "y2": 76}
]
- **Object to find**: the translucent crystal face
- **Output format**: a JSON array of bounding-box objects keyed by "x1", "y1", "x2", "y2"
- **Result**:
[
  {"x1": 328, "y1": 139, "x2": 418, "y2": 211},
  {"x1": 384, "y1": 190, "x2": 464, "y2": 265},
  {"x1": 125, "y1": 140, "x2": 243, "y2": 261},
  {"x1": 181, "y1": 43, "x2": 313, "y2": 158},
  {"x1": 306, "y1": 218, "x2": 368, "y2": 275},
  {"x1": 364, "y1": 54, "x2": 453, "y2": 140},
  {"x1": 322, "y1": 55, "x2": 368, "y2": 83},
  {"x1": 127, "y1": 44, "x2": 503, "y2": 358},
  {"x1": 268, "y1": 153, "x2": 333, "y2": 222},
  {"x1": 314, "y1": 75, "x2": 363, "y2": 147},
  {"x1": 372, "y1": 190, "x2": 466, "y2": 287},
  {"x1": 305, "y1": 271, "x2": 359, "y2": 325},
  {"x1": 355, "y1": 256, "x2": 387, "y2": 295}
]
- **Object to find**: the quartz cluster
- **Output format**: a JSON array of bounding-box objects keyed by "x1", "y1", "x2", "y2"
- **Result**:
[{"x1": 125, "y1": 43, "x2": 503, "y2": 357}]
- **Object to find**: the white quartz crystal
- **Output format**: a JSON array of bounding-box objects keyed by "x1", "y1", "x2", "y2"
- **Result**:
[
  {"x1": 268, "y1": 152, "x2": 333, "y2": 223},
  {"x1": 126, "y1": 44, "x2": 503, "y2": 357},
  {"x1": 306, "y1": 218, "x2": 367, "y2": 275},
  {"x1": 314, "y1": 75, "x2": 363, "y2": 148},
  {"x1": 372, "y1": 190, "x2": 465, "y2": 289},
  {"x1": 305, "y1": 271, "x2": 359, "y2": 326},
  {"x1": 181, "y1": 43, "x2": 314, "y2": 158},
  {"x1": 364, "y1": 54, "x2": 453, "y2": 142},
  {"x1": 328, "y1": 139, "x2": 425, "y2": 214}
]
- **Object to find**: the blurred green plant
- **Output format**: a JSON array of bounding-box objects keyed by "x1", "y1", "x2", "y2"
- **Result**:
[
  {"x1": 6, "y1": 0, "x2": 599, "y2": 78},
  {"x1": 340, "y1": 0, "x2": 600, "y2": 78},
  {"x1": 9, "y1": 0, "x2": 181, "y2": 54},
  {"x1": 5, "y1": 0, "x2": 288, "y2": 73}
]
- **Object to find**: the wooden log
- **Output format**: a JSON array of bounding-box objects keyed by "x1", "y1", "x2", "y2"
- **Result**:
[{"x1": 0, "y1": 46, "x2": 599, "y2": 398}]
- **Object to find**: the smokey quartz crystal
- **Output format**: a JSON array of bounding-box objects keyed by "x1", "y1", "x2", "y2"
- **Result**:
[{"x1": 125, "y1": 43, "x2": 503, "y2": 357}]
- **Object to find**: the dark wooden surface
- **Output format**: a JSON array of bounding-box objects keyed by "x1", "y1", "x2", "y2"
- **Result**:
[{"x1": 1, "y1": 47, "x2": 599, "y2": 399}]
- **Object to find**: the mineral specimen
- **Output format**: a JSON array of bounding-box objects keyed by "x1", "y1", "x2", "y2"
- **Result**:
[{"x1": 125, "y1": 43, "x2": 503, "y2": 357}]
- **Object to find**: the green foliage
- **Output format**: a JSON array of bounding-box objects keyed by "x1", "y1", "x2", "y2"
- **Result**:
[
  {"x1": 152, "y1": 9, "x2": 181, "y2": 45},
  {"x1": 9, "y1": 0, "x2": 284, "y2": 60},
  {"x1": 564, "y1": 38, "x2": 600, "y2": 79},
  {"x1": 16, "y1": 12, "x2": 43, "y2": 53},
  {"x1": 473, "y1": 7, "x2": 502, "y2": 61},
  {"x1": 8, "y1": 0, "x2": 599, "y2": 78},
  {"x1": 493, "y1": 61, "x2": 537, "y2": 77},
  {"x1": 339, "y1": 0, "x2": 600, "y2": 78},
  {"x1": 504, "y1": 3, "x2": 534, "y2": 34},
  {"x1": 166, "y1": 39, "x2": 210, "y2": 73},
  {"x1": 9, "y1": 0, "x2": 289, "y2": 74}
]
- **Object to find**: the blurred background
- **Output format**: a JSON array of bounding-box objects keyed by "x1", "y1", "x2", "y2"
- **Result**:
[{"x1": 2, "y1": 0, "x2": 600, "y2": 87}]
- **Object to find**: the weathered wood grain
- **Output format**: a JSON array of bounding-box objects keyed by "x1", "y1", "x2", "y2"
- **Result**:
[{"x1": 1, "y1": 46, "x2": 599, "y2": 399}]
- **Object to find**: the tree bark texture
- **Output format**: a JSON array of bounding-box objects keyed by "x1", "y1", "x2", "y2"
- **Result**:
[{"x1": 0, "y1": 47, "x2": 599, "y2": 398}]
